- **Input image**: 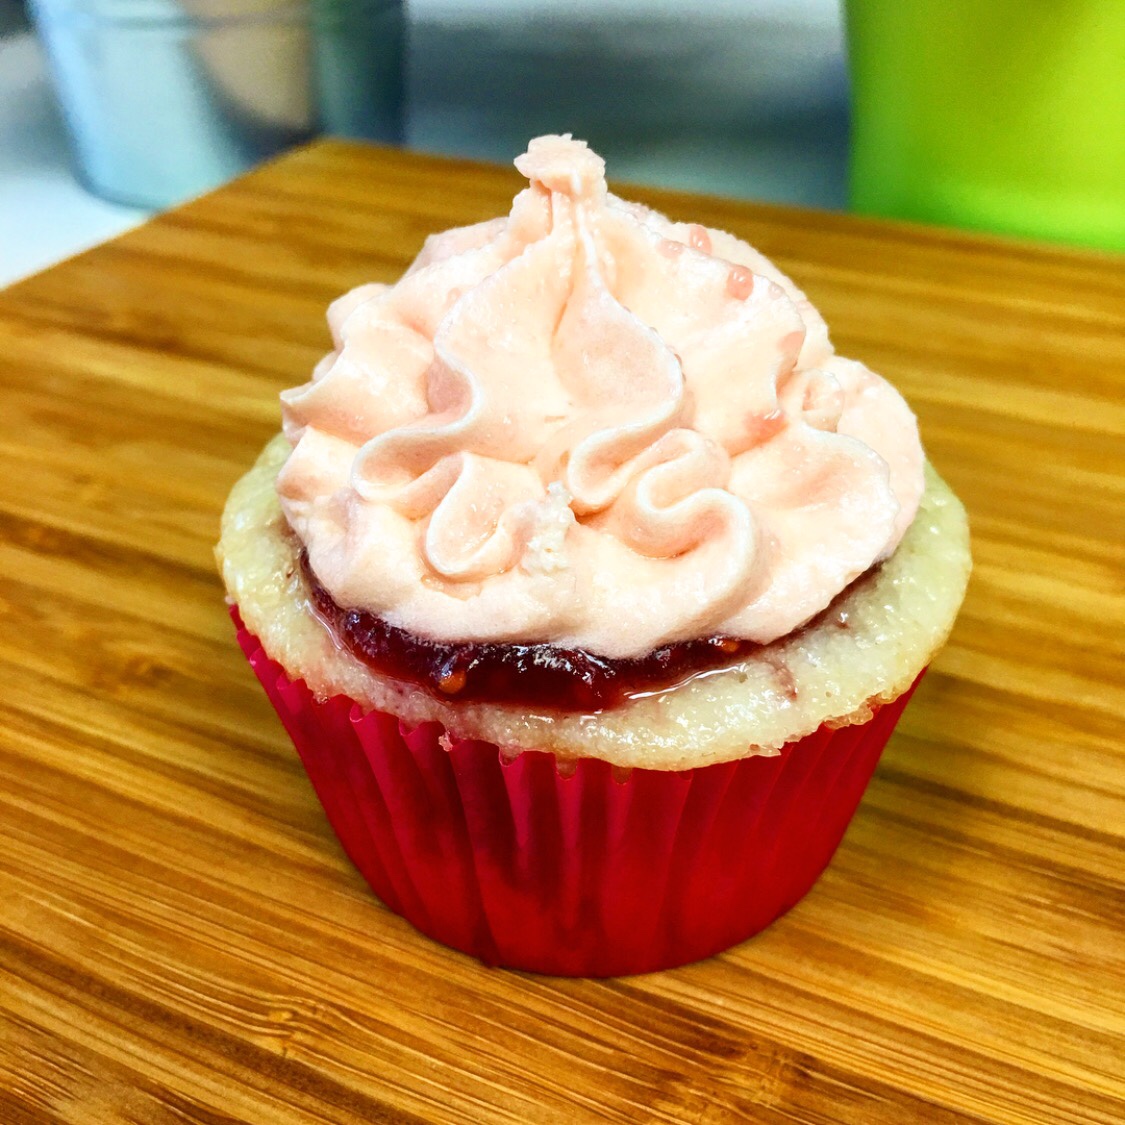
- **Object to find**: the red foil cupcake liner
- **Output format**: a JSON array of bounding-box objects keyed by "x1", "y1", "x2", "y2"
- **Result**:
[{"x1": 233, "y1": 609, "x2": 919, "y2": 977}]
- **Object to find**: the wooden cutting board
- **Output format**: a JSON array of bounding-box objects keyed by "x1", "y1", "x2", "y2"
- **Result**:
[{"x1": 1, "y1": 141, "x2": 1122, "y2": 1124}]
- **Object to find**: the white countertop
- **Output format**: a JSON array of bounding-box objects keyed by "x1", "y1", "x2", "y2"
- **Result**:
[{"x1": 1, "y1": 1, "x2": 849, "y2": 289}]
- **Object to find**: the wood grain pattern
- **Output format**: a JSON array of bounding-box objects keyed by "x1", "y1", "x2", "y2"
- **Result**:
[{"x1": 1, "y1": 140, "x2": 1123, "y2": 1124}]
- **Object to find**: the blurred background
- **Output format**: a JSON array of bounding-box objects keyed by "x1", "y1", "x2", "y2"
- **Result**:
[
  {"x1": 1, "y1": 0, "x2": 1121, "y2": 288},
  {"x1": 0, "y1": 0, "x2": 850, "y2": 285}
]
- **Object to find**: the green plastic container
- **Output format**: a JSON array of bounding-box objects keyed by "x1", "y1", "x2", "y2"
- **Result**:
[{"x1": 845, "y1": 0, "x2": 1125, "y2": 252}]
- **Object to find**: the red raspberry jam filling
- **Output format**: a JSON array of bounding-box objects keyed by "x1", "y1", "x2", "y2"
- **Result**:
[{"x1": 300, "y1": 550, "x2": 766, "y2": 711}]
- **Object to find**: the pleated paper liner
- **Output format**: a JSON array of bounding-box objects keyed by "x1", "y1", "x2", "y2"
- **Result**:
[{"x1": 233, "y1": 609, "x2": 919, "y2": 976}]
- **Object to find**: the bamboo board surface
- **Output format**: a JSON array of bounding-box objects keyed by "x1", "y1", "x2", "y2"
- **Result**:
[{"x1": 1, "y1": 140, "x2": 1123, "y2": 1124}]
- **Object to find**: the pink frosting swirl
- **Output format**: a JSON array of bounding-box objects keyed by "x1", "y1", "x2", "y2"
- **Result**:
[{"x1": 277, "y1": 135, "x2": 924, "y2": 659}]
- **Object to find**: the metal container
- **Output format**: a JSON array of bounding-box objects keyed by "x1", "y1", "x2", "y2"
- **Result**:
[{"x1": 30, "y1": 0, "x2": 404, "y2": 209}]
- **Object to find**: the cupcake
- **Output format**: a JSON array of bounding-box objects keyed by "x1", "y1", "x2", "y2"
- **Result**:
[{"x1": 218, "y1": 135, "x2": 970, "y2": 977}]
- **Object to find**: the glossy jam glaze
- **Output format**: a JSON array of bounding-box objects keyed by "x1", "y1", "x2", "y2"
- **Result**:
[{"x1": 302, "y1": 549, "x2": 868, "y2": 711}]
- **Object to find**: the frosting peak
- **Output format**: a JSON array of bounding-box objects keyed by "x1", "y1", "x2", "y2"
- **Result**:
[
  {"x1": 278, "y1": 135, "x2": 924, "y2": 658},
  {"x1": 515, "y1": 133, "x2": 605, "y2": 199}
]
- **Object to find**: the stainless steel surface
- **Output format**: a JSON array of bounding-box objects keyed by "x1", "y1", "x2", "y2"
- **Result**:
[{"x1": 29, "y1": 0, "x2": 403, "y2": 209}]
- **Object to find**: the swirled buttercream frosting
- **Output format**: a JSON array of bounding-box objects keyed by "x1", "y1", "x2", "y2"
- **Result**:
[{"x1": 277, "y1": 135, "x2": 924, "y2": 660}]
